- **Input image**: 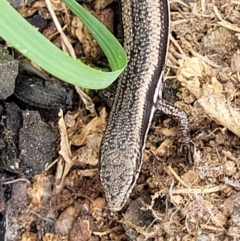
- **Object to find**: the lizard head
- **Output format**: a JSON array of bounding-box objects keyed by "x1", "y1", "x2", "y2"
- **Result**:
[{"x1": 99, "y1": 146, "x2": 142, "y2": 211}]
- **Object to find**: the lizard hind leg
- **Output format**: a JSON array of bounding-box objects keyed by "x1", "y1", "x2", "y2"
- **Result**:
[{"x1": 155, "y1": 98, "x2": 192, "y2": 163}]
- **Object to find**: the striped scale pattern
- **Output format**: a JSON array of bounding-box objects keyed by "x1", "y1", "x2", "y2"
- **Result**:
[{"x1": 99, "y1": 0, "x2": 170, "y2": 211}]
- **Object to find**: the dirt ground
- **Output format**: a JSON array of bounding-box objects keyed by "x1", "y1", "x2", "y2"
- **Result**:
[{"x1": 2, "y1": 0, "x2": 240, "y2": 240}]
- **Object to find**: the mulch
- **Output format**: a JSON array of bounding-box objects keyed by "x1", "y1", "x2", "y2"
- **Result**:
[{"x1": 2, "y1": 0, "x2": 240, "y2": 240}]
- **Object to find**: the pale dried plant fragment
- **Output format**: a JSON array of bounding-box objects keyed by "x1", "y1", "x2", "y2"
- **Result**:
[{"x1": 177, "y1": 56, "x2": 240, "y2": 137}]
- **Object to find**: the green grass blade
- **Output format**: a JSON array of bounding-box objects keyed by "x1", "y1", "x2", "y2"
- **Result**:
[
  {"x1": 62, "y1": 0, "x2": 124, "y2": 71},
  {"x1": 0, "y1": 0, "x2": 127, "y2": 89}
]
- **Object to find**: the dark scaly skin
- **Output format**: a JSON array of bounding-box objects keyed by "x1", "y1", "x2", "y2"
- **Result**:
[{"x1": 99, "y1": 0, "x2": 171, "y2": 211}]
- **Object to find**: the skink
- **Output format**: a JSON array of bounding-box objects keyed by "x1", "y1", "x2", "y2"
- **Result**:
[{"x1": 99, "y1": 0, "x2": 190, "y2": 211}]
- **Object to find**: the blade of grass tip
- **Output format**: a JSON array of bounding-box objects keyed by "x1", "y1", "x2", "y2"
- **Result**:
[
  {"x1": 62, "y1": 0, "x2": 126, "y2": 71},
  {"x1": 0, "y1": 0, "x2": 127, "y2": 89}
]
